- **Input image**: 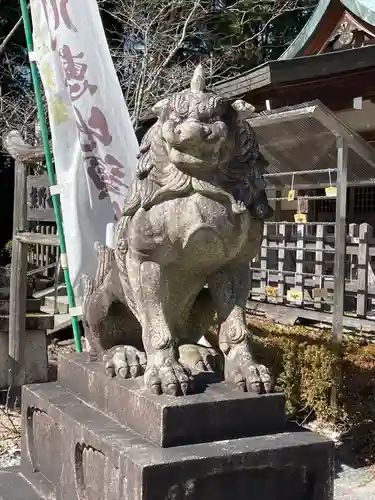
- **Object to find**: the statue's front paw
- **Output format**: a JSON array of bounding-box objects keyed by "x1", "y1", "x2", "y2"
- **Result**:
[
  {"x1": 144, "y1": 350, "x2": 193, "y2": 396},
  {"x1": 178, "y1": 344, "x2": 223, "y2": 374},
  {"x1": 103, "y1": 345, "x2": 147, "y2": 379},
  {"x1": 225, "y1": 345, "x2": 272, "y2": 394}
]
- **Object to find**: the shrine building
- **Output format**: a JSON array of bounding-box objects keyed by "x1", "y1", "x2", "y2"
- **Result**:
[{"x1": 214, "y1": 0, "x2": 375, "y2": 227}]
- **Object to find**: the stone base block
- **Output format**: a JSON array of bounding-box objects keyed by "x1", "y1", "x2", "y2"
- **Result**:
[
  {"x1": 21, "y1": 382, "x2": 334, "y2": 500},
  {"x1": 58, "y1": 352, "x2": 287, "y2": 447},
  {"x1": 0, "y1": 469, "x2": 42, "y2": 500},
  {"x1": 0, "y1": 330, "x2": 48, "y2": 390}
]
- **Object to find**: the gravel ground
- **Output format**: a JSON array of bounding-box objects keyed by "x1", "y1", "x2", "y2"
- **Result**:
[
  {"x1": 335, "y1": 465, "x2": 375, "y2": 500},
  {"x1": 0, "y1": 454, "x2": 20, "y2": 469}
]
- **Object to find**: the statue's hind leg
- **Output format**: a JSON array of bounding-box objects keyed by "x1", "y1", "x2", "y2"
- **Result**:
[
  {"x1": 124, "y1": 254, "x2": 193, "y2": 396},
  {"x1": 208, "y1": 262, "x2": 272, "y2": 393}
]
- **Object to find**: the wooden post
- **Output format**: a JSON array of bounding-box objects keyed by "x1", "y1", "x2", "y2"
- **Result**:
[
  {"x1": 260, "y1": 224, "x2": 268, "y2": 300},
  {"x1": 347, "y1": 223, "x2": 358, "y2": 284},
  {"x1": 314, "y1": 223, "x2": 324, "y2": 310},
  {"x1": 295, "y1": 224, "x2": 305, "y2": 306},
  {"x1": 277, "y1": 223, "x2": 286, "y2": 304},
  {"x1": 8, "y1": 160, "x2": 29, "y2": 388},
  {"x1": 36, "y1": 224, "x2": 40, "y2": 271},
  {"x1": 45, "y1": 225, "x2": 50, "y2": 276},
  {"x1": 332, "y1": 136, "x2": 348, "y2": 345},
  {"x1": 331, "y1": 136, "x2": 348, "y2": 414},
  {"x1": 357, "y1": 223, "x2": 372, "y2": 318}
]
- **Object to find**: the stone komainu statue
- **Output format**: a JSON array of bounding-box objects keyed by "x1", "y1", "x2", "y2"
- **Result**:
[{"x1": 82, "y1": 65, "x2": 273, "y2": 396}]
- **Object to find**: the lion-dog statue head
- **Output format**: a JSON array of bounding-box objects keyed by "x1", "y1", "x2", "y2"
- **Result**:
[{"x1": 122, "y1": 65, "x2": 272, "y2": 220}]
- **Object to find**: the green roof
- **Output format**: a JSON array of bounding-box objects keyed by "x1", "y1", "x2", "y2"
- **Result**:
[{"x1": 279, "y1": 0, "x2": 375, "y2": 60}]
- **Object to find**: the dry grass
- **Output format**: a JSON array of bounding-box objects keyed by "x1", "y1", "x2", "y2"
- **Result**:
[{"x1": 0, "y1": 407, "x2": 21, "y2": 460}]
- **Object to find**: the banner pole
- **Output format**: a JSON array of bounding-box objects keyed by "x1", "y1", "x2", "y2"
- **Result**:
[{"x1": 19, "y1": 0, "x2": 82, "y2": 353}]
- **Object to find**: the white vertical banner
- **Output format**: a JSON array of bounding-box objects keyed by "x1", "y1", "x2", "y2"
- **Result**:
[{"x1": 29, "y1": 0, "x2": 139, "y2": 296}]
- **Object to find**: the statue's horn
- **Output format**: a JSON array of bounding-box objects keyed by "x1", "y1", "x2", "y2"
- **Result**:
[{"x1": 191, "y1": 64, "x2": 205, "y2": 93}]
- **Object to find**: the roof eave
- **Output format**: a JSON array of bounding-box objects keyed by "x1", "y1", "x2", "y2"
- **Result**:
[
  {"x1": 279, "y1": 0, "x2": 332, "y2": 60},
  {"x1": 342, "y1": 0, "x2": 375, "y2": 27},
  {"x1": 280, "y1": 0, "x2": 375, "y2": 60}
]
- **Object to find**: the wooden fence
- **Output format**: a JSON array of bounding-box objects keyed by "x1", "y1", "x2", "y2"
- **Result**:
[
  {"x1": 27, "y1": 223, "x2": 59, "y2": 278},
  {"x1": 249, "y1": 221, "x2": 375, "y2": 324},
  {"x1": 23, "y1": 220, "x2": 375, "y2": 326}
]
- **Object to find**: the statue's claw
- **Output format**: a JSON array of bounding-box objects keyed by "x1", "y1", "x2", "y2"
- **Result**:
[
  {"x1": 103, "y1": 345, "x2": 147, "y2": 379},
  {"x1": 144, "y1": 352, "x2": 193, "y2": 396},
  {"x1": 178, "y1": 344, "x2": 223, "y2": 374},
  {"x1": 224, "y1": 345, "x2": 272, "y2": 394}
]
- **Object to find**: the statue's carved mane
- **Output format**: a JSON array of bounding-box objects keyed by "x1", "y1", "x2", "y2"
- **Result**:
[{"x1": 122, "y1": 105, "x2": 266, "y2": 217}]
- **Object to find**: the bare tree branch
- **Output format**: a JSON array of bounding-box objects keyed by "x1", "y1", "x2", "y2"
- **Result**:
[
  {"x1": 0, "y1": 0, "x2": 315, "y2": 155},
  {"x1": 0, "y1": 16, "x2": 23, "y2": 60},
  {"x1": 143, "y1": 0, "x2": 202, "y2": 94},
  {"x1": 100, "y1": 0, "x2": 315, "y2": 129}
]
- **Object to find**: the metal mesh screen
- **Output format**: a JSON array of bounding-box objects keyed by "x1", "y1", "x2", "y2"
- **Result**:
[{"x1": 250, "y1": 105, "x2": 375, "y2": 189}]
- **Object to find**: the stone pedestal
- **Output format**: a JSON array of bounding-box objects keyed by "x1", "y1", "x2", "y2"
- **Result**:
[
  {"x1": 0, "y1": 309, "x2": 53, "y2": 390},
  {"x1": 1, "y1": 352, "x2": 334, "y2": 500}
]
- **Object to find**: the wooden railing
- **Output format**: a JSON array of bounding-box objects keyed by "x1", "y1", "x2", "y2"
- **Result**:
[
  {"x1": 24, "y1": 220, "x2": 375, "y2": 325},
  {"x1": 249, "y1": 222, "x2": 375, "y2": 322},
  {"x1": 27, "y1": 223, "x2": 59, "y2": 278}
]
